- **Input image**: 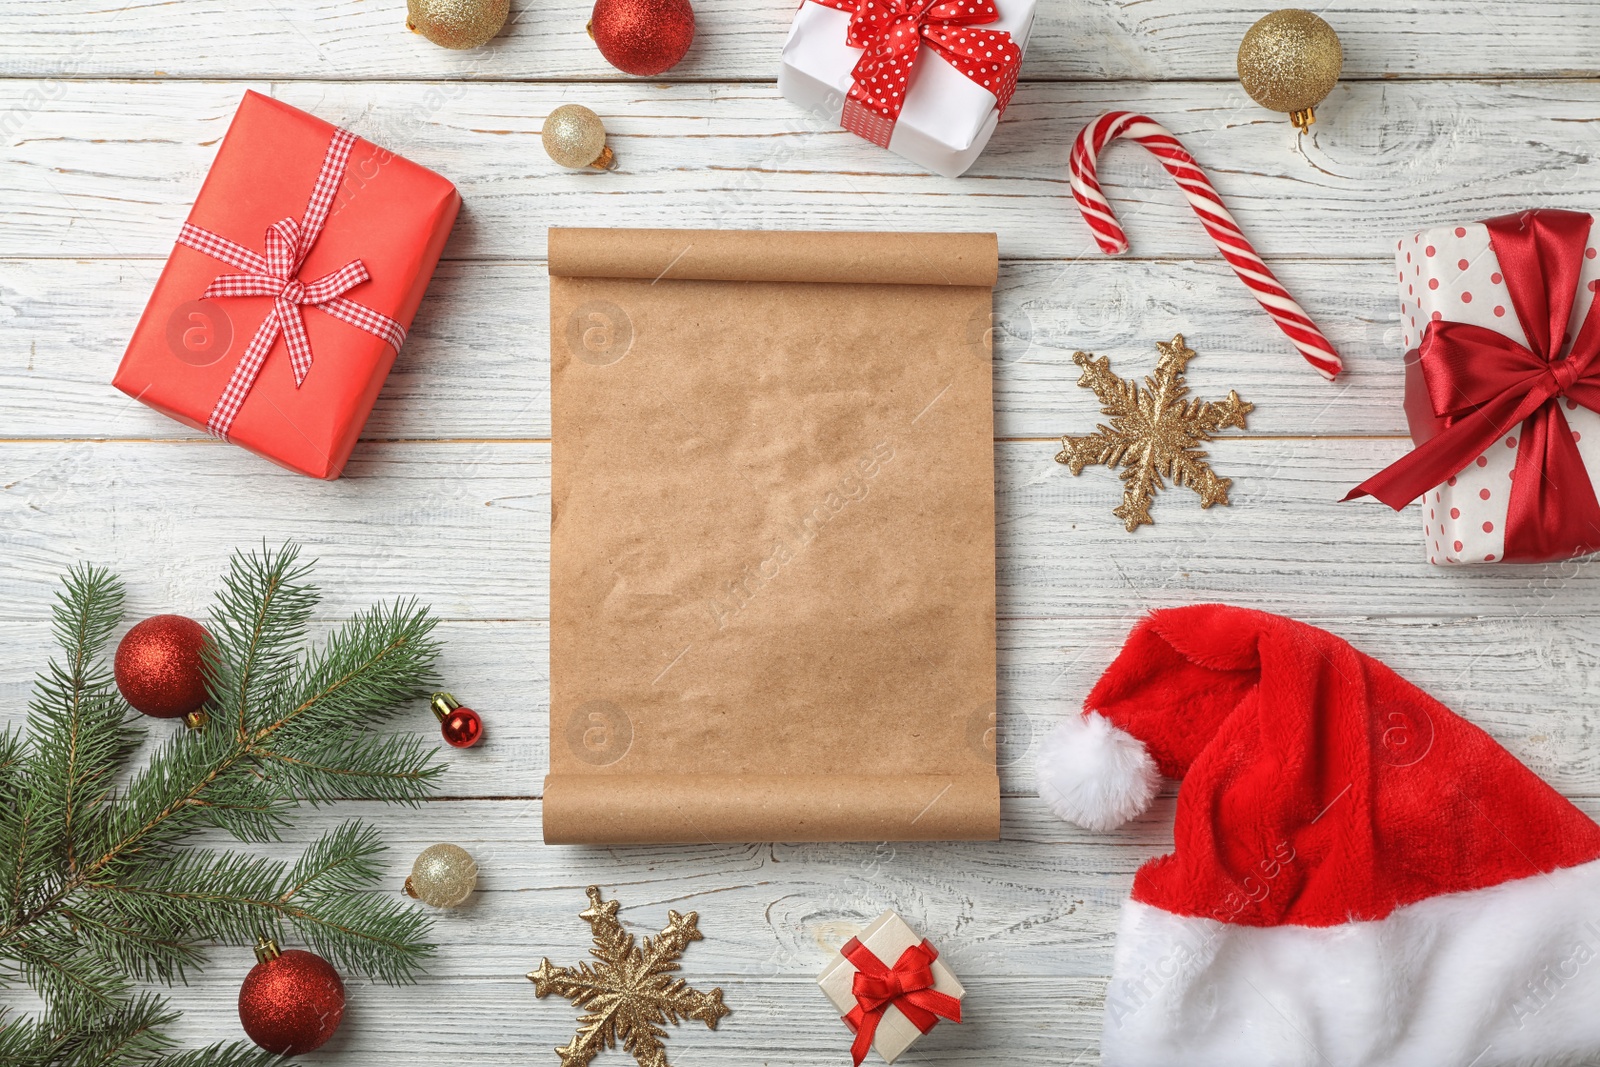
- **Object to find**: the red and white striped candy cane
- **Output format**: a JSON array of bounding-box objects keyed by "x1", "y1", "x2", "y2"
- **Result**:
[{"x1": 1070, "y1": 111, "x2": 1342, "y2": 380}]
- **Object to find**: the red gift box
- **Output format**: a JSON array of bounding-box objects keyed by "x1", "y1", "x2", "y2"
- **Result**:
[{"x1": 113, "y1": 91, "x2": 459, "y2": 478}]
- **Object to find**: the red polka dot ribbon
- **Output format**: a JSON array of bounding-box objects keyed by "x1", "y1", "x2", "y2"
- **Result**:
[
  {"x1": 175, "y1": 127, "x2": 406, "y2": 439},
  {"x1": 838, "y1": 936, "x2": 961, "y2": 1066},
  {"x1": 1348, "y1": 210, "x2": 1600, "y2": 562},
  {"x1": 812, "y1": 0, "x2": 1022, "y2": 149}
]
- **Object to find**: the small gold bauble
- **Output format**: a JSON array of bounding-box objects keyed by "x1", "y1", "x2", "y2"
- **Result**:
[
  {"x1": 404, "y1": 843, "x2": 478, "y2": 909},
  {"x1": 406, "y1": 0, "x2": 510, "y2": 50},
  {"x1": 1237, "y1": 9, "x2": 1343, "y2": 132},
  {"x1": 542, "y1": 104, "x2": 617, "y2": 170}
]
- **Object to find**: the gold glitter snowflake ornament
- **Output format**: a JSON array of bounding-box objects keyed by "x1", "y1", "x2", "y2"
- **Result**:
[
  {"x1": 527, "y1": 886, "x2": 730, "y2": 1067},
  {"x1": 1055, "y1": 335, "x2": 1253, "y2": 532}
]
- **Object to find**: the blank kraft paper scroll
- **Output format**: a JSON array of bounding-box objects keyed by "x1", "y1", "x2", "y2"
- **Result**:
[{"x1": 546, "y1": 228, "x2": 999, "y2": 844}]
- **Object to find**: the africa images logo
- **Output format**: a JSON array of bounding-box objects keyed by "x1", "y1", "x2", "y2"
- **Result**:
[
  {"x1": 564, "y1": 699, "x2": 633, "y2": 766},
  {"x1": 164, "y1": 299, "x2": 233, "y2": 367},
  {"x1": 565, "y1": 301, "x2": 633, "y2": 367}
]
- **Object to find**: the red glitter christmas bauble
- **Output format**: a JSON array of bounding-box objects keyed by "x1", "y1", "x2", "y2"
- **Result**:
[
  {"x1": 238, "y1": 944, "x2": 346, "y2": 1056},
  {"x1": 114, "y1": 614, "x2": 210, "y2": 719},
  {"x1": 441, "y1": 705, "x2": 484, "y2": 748},
  {"x1": 588, "y1": 0, "x2": 694, "y2": 76}
]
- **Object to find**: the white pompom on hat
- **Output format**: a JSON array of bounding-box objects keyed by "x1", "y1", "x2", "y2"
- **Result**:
[{"x1": 1035, "y1": 711, "x2": 1159, "y2": 832}]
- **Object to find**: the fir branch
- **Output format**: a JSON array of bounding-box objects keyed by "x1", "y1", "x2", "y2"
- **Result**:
[
  {"x1": 0, "y1": 1009, "x2": 50, "y2": 1065},
  {"x1": 0, "y1": 544, "x2": 445, "y2": 1065},
  {"x1": 149, "y1": 1043, "x2": 281, "y2": 1067},
  {"x1": 0, "y1": 726, "x2": 26, "y2": 789},
  {"x1": 48, "y1": 992, "x2": 177, "y2": 1067},
  {"x1": 284, "y1": 820, "x2": 387, "y2": 899},
  {"x1": 7, "y1": 914, "x2": 129, "y2": 1026},
  {"x1": 74, "y1": 822, "x2": 430, "y2": 984},
  {"x1": 282, "y1": 889, "x2": 434, "y2": 986},
  {"x1": 52, "y1": 903, "x2": 206, "y2": 989},
  {"x1": 31, "y1": 566, "x2": 140, "y2": 873},
  {"x1": 267, "y1": 600, "x2": 440, "y2": 738},
  {"x1": 5, "y1": 567, "x2": 138, "y2": 931},
  {"x1": 205, "y1": 544, "x2": 317, "y2": 740},
  {"x1": 0, "y1": 792, "x2": 46, "y2": 927},
  {"x1": 254, "y1": 729, "x2": 441, "y2": 807},
  {"x1": 73, "y1": 849, "x2": 292, "y2": 984},
  {"x1": 0, "y1": 993, "x2": 271, "y2": 1067}
]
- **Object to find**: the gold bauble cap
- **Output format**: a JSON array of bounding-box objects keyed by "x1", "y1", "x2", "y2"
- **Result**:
[{"x1": 1237, "y1": 9, "x2": 1344, "y2": 131}]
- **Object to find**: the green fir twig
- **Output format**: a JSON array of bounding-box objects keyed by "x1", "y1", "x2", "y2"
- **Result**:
[{"x1": 0, "y1": 544, "x2": 445, "y2": 1066}]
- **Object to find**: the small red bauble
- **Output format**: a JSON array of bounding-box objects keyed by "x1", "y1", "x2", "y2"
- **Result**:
[
  {"x1": 588, "y1": 0, "x2": 694, "y2": 76},
  {"x1": 238, "y1": 939, "x2": 346, "y2": 1056},
  {"x1": 431, "y1": 691, "x2": 484, "y2": 748},
  {"x1": 114, "y1": 614, "x2": 210, "y2": 719}
]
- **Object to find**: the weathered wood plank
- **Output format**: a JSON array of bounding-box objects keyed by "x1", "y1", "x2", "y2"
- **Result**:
[
  {"x1": 157, "y1": 974, "x2": 1109, "y2": 1065},
  {"x1": 0, "y1": 257, "x2": 1403, "y2": 441},
  {"x1": 2, "y1": 0, "x2": 1596, "y2": 82},
  {"x1": 2, "y1": 79, "x2": 1596, "y2": 261},
  {"x1": 11, "y1": 793, "x2": 1596, "y2": 1065},
  {"x1": 0, "y1": 441, "x2": 553, "y2": 620},
  {"x1": 5, "y1": 439, "x2": 1599, "y2": 626},
  {"x1": 4, "y1": 614, "x2": 1599, "y2": 800}
]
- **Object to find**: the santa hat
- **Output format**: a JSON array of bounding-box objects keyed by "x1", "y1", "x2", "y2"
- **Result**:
[{"x1": 1038, "y1": 604, "x2": 1600, "y2": 1067}]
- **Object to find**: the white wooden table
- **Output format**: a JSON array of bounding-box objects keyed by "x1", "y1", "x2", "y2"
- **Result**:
[{"x1": 4, "y1": 2, "x2": 1600, "y2": 1063}]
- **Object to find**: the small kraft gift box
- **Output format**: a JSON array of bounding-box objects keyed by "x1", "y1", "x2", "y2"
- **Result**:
[
  {"x1": 1348, "y1": 210, "x2": 1600, "y2": 563},
  {"x1": 779, "y1": 0, "x2": 1035, "y2": 178},
  {"x1": 113, "y1": 91, "x2": 459, "y2": 478},
  {"x1": 817, "y1": 910, "x2": 964, "y2": 1065}
]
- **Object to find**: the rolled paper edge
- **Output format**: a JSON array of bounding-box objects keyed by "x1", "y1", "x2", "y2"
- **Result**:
[
  {"x1": 542, "y1": 772, "x2": 1002, "y2": 844},
  {"x1": 548, "y1": 228, "x2": 1000, "y2": 288}
]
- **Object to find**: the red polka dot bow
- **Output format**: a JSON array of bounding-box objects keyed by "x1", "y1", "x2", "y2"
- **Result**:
[
  {"x1": 839, "y1": 936, "x2": 961, "y2": 1066},
  {"x1": 176, "y1": 128, "x2": 406, "y2": 439},
  {"x1": 813, "y1": 0, "x2": 1022, "y2": 148}
]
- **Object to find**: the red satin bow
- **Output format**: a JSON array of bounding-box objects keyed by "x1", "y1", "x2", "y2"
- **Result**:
[
  {"x1": 811, "y1": 0, "x2": 1022, "y2": 148},
  {"x1": 1347, "y1": 210, "x2": 1600, "y2": 562},
  {"x1": 840, "y1": 937, "x2": 961, "y2": 1066}
]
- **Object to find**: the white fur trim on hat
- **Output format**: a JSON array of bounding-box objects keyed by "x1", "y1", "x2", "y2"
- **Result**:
[
  {"x1": 1101, "y1": 858, "x2": 1600, "y2": 1067},
  {"x1": 1036, "y1": 712, "x2": 1160, "y2": 832}
]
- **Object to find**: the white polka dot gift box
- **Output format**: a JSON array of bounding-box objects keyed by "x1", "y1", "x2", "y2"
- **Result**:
[
  {"x1": 1348, "y1": 210, "x2": 1600, "y2": 565},
  {"x1": 779, "y1": 0, "x2": 1034, "y2": 178}
]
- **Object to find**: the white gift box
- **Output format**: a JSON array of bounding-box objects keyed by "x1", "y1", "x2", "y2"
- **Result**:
[
  {"x1": 816, "y1": 909, "x2": 964, "y2": 1064},
  {"x1": 1397, "y1": 217, "x2": 1600, "y2": 565},
  {"x1": 778, "y1": 0, "x2": 1035, "y2": 178}
]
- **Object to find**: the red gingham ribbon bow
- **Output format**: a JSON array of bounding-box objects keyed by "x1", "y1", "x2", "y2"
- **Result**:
[
  {"x1": 811, "y1": 0, "x2": 1022, "y2": 149},
  {"x1": 176, "y1": 127, "x2": 406, "y2": 438},
  {"x1": 840, "y1": 937, "x2": 961, "y2": 1066}
]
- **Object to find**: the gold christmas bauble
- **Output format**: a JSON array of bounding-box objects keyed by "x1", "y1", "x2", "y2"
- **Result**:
[
  {"x1": 542, "y1": 104, "x2": 617, "y2": 170},
  {"x1": 1237, "y1": 9, "x2": 1343, "y2": 132},
  {"x1": 406, "y1": 0, "x2": 510, "y2": 50},
  {"x1": 404, "y1": 843, "x2": 478, "y2": 908}
]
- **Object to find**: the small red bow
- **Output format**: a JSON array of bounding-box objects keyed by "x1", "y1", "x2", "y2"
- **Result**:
[
  {"x1": 812, "y1": 0, "x2": 1022, "y2": 148},
  {"x1": 1348, "y1": 210, "x2": 1600, "y2": 561},
  {"x1": 840, "y1": 937, "x2": 961, "y2": 1066}
]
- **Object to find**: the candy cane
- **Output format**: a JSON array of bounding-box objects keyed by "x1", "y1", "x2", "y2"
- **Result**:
[{"x1": 1070, "y1": 111, "x2": 1342, "y2": 380}]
